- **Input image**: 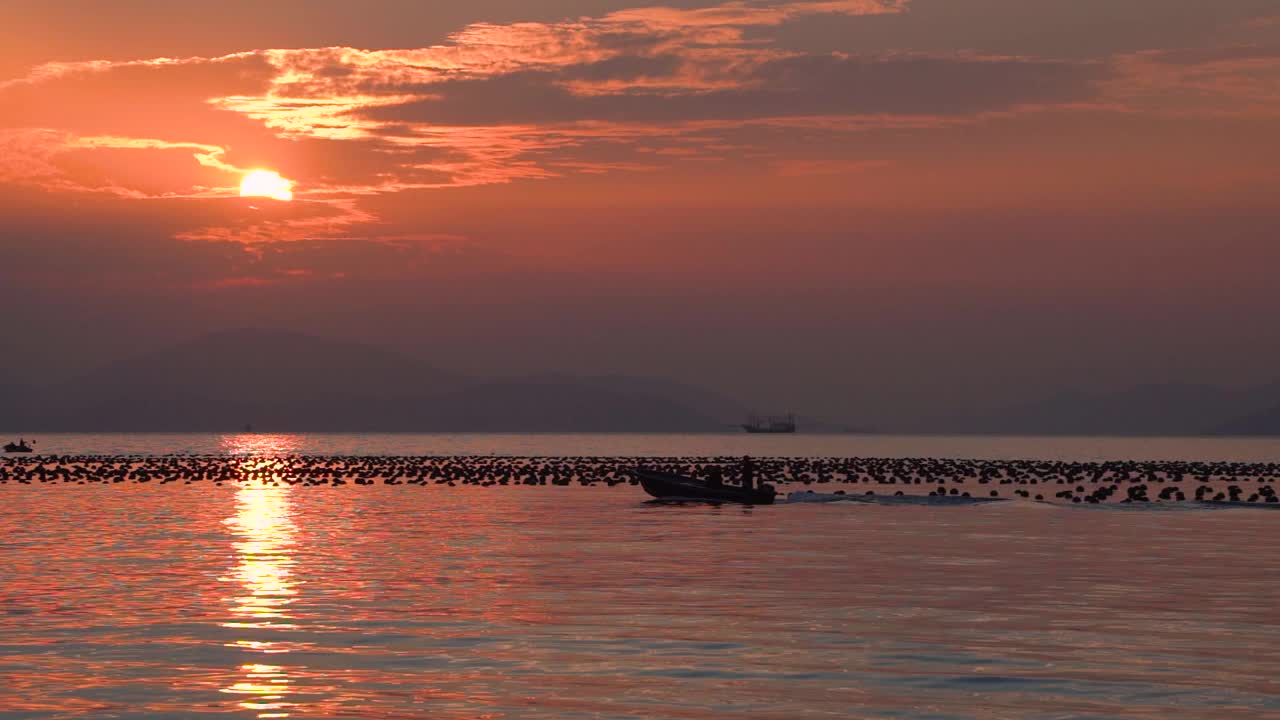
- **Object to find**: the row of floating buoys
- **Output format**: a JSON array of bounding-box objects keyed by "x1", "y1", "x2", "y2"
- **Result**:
[{"x1": 1, "y1": 455, "x2": 1278, "y2": 504}]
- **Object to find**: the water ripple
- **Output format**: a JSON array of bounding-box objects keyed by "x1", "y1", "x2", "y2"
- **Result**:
[{"x1": 0, "y1": 482, "x2": 1277, "y2": 718}]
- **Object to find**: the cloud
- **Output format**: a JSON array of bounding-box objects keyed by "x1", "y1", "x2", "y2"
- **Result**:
[
  {"x1": 0, "y1": 184, "x2": 473, "y2": 291},
  {"x1": 0, "y1": 130, "x2": 240, "y2": 197},
  {"x1": 0, "y1": 52, "x2": 274, "y2": 136},
  {"x1": 602, "y1": 0, "x2": 905, "y2": 28},
  {"x1": 0, "y1": 0, "x2": 1093, "y2": 207},
  {"x1": 0, "y1": 1, "x2": 908, "y2": 204},
  {"x1": 211, "y1": 0, "x2": 908, "y2": 138},
  {"x1": 361, "y1": 53, "x2": 1102, "y2": 127},
  {"x1": 1106, "y1": 44, "x2": 1280, "y2": 117},
  {"x1": 0, "y1": 0, "x2": 1273, "y2": 276}
]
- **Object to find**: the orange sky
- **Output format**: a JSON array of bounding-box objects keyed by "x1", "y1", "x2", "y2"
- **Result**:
[{"x1": 2, "y1": 0, "x2": 1279, "y2": 425}]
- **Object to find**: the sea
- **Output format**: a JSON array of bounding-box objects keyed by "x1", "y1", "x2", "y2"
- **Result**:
[
  {"x1": 6, "y1": 431, "x2": 1280, "y2": 461},
  {"x1": 2, "y1": 433, "x2": 1279, "y2": 719}
]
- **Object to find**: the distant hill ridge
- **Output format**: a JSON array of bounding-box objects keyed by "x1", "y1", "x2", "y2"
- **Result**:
[
  {"x1": 0, "y1": 328, "x2": 747, "y2": 432},
  {"x1": 1209, "y1": 400, "x2": 1280, "y2": 436},
  {"x1": 4, "y1": 328, "x2": 1279, "y2": 434},
  {"x1": 965, "y1": 382, "x2": 1280, "y2": 436}
]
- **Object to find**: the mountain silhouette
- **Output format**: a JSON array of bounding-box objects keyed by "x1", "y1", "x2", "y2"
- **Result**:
[
  {"x1": 421, "y1": 378, "x2": 724, "y2": 432},
  {"x1": 1, "y1": 328, "x2": 738, "y2": 432},
  {"x1": 12, "y1": 329, "x2": 1275, "y2": 435},
  {"x1": 1207, "y1": 391, "x2": 1280, "y2": 435},
  {"x1": 966, "y1": 382, "x2": 1280, "y2": 436}
]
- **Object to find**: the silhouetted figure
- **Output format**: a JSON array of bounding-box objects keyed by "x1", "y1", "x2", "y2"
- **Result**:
[
  {"x1": 740, "y1": 456, "x2": 755, "y2": 491},
  {"x1": 706, "y1": 466, "x2": 724, "y2": 488}
]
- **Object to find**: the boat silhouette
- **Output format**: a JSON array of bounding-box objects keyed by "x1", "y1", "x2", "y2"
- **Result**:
[
  {"x1": 741, "y1": 413, "x2": 797, "y2": 433},
  {"x1": 633, "y1": 468, "x2": 776, "y2": 504},
  {"x1": 4, "y1": 439, "x2": 34, "y2": 453}
]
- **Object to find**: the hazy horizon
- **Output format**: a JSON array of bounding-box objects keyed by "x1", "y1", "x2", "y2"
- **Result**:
[
  {"x1": 1, "y1": 325, "x2": 1278, "y2": 435},
  {"x1": 4, "y1": 1, "x2": 1279, "y2": 429}
]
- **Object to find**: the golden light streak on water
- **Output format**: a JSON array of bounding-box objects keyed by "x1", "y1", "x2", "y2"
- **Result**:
[
  {"x1": 219, "y1": 433, "x2": 302, "y2": 718},
  {"x1": 222, "y1": 481, "x2": 298, "y2": 627}
]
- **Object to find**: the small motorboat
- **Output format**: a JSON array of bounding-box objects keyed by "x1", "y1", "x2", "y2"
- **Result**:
[
  {"x1": 633, "y1": 468, "x2": 776, "y2": 505},
  {"x1": 4, "y1": 439, "x2": 34, "y2": 453}
]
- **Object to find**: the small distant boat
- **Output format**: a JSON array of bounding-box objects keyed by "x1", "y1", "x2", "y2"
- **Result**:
[
  {"x1": 741, "y1": 413, "x2": 797, "y2": 434},
  {"x1": 633, "y1": 468, "x2": 776, "y2": 505},
  {"x1": 4, "y1": 439, "x2": 34, "y2": 453}
]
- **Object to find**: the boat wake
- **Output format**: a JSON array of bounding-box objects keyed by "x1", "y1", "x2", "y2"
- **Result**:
[
  {"x1": 783, "y1": 491, "x2": 1007, "y2": 506},
  {"x1": 782, "y1": 491, "x2": 1280, "y2": 511}
]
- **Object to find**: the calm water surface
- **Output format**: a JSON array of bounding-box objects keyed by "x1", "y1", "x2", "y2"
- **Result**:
[
  {"x1": 2, "y1": 479, "x2": 1278, "y2": 719},
  {"x1": 7, "y1": 432, "x2": 1280, "y2": 461}
]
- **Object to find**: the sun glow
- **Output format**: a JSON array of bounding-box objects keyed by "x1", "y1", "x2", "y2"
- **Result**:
[{"x1": 239, "y1": 170, "x2": 294, "y2": 201}]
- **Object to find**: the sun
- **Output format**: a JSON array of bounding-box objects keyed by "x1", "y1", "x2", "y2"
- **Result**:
[{"x1": 239, "y1": 170, "x2": 293, "y2": 201}]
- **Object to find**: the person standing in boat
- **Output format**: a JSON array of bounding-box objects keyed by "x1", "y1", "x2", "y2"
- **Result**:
[{"x1": 740, "y1": 456, "x2": 755, "y2": 491}]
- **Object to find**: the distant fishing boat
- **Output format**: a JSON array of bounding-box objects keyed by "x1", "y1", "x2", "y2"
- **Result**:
[
  {"x1": 741, "y1": 413, "x2": 797, "y2": 433},
  {"x1": 4, "y1": 439, "x2": 34, "y2": 453}
]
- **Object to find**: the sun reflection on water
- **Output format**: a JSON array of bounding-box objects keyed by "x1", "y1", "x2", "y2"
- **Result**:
[
  {"x1": 224, "y1": 481, "x2": 298, "y2": 628},
  {"x1": 219, "y1": 434, "x2": 302, "y2": 718}
]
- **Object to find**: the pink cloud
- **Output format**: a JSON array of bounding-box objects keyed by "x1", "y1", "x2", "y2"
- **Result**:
[
  {"x1": 0, "y1": 0, "x2": 1079, "y2": 208},
  {"x1": 603, "y1": 0, "x2": 904, "y2": 29},
  {"x1": 3, "y1": 0, "x2": 1272, "y2": 268},
  {"x1": 1106, "y1": 46, "x2": 1280, "y2": 117}
]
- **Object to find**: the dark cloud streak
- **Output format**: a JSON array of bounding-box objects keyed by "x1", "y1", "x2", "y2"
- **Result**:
[{"x1": 364, "y1": 54, "x2": 1105, "y2": 125}]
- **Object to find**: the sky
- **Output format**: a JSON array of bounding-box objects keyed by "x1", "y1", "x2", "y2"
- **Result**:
[{"x1": 2, "y1": 0, "x2": 1278, "y2": 428}]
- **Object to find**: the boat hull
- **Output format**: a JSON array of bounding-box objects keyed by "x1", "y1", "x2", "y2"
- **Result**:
[{"x1": 633, "y1": 468, "x2": 776, "y2": 504}]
